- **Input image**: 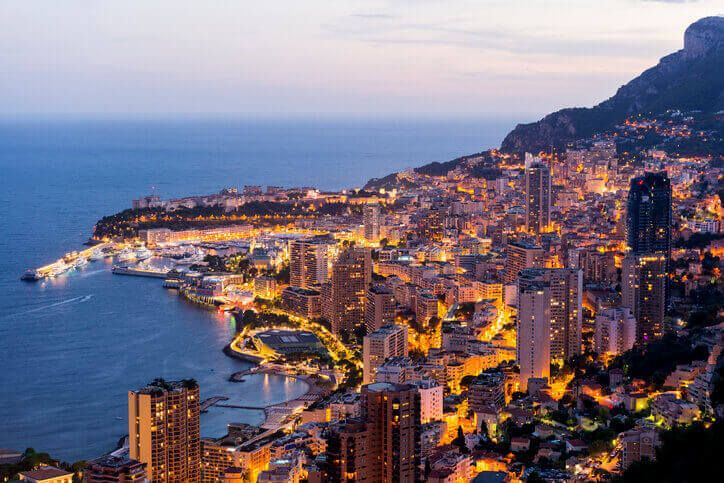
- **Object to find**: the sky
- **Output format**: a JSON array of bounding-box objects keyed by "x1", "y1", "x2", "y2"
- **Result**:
[{"x1": 0, "y1": 0, "x2": 720, "y2": 121}]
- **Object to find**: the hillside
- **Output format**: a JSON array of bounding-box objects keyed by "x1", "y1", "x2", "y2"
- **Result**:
[{"x1": 500, "y1": 16, "x2": 724, "y2": 153}]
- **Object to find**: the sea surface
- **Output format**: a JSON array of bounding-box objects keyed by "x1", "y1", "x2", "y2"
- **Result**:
[{"x1": 0, "y1": 118, "x2": 513, "y2": 461}]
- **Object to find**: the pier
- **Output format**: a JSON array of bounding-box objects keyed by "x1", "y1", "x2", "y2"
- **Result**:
[
  {"x1": 23, "y1": 242, "x2": 113, "y2": 280},
  {"x1": 200, "y1": 395, "x2": 229, "y2": 412}
]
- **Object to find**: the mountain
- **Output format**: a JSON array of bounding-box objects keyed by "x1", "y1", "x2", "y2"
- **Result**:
[{"x1": 500, "y1": 16, "x2": 724, "y2": 153}]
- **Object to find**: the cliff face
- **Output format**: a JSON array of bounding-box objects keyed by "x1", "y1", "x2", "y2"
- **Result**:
[{"x1": 501, "y1": 16, "x2": 724, "y2": 153}]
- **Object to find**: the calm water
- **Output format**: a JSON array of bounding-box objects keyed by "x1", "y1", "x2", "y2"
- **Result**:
[{"x1": 0, "y1": 118, "x2": 512, "y2": 461}]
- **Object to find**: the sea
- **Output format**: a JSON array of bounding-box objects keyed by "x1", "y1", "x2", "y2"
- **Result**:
[{"x1": 0, "y1": 118, "x2": 514, "y2": 461}]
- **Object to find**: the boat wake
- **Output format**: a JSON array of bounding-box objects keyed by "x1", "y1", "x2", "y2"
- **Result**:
[{"x1": 4, "y1": 295, "x2": 94, "y2": 318}]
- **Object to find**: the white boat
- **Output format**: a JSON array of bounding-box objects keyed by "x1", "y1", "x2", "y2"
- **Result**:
[
  {"x1": 76, "y1": 257, "x2": 90, "y2": 268},
  {"x1": 90, "y1": 250, "x2": 105, "y2": 261},
  {"x1": 117, "y1": 248, "x2": 136, "y2": 263},
  {"x1": 135, "y1": 247, "x2": 153, "y2": 261}
]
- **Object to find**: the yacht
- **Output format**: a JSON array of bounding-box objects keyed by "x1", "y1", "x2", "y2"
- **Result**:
[
  {"x1": 117, "y1": 248, "x2": 136, "y2": 263},
  {"x1": 135, "y1": 247, "x2": 153, "y2": 261}
]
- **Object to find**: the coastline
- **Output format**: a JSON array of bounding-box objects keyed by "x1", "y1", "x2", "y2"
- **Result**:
[{"x1": 221, "y1": 342, "x2": 331, "y2": 429}]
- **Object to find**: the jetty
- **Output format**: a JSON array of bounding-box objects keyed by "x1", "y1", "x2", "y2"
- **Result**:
[
  {"x1": 200, "y1": 395, "x2": 229, "y2": 412},
  {"x1": 22, "y1": 242, "x2": 112, "y2": 281}
]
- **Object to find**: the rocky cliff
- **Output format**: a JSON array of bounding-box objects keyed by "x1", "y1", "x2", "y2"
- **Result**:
[{"x1": 500, "y1": 16, "x2": 724, "y2": 153}]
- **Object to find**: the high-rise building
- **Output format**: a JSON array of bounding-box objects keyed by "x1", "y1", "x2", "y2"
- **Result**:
[
  {"x1": 84, "y1": 454, "x2": 148, "y2": 483},
  {"x1": 363, "y1": 204, "x2": 382, "y2": 243},
  {"x1": 519, "y1": 268, "x2": 583, "y2": 362},
  {"x1": 504, "y1": 240, "x2": 544, "y2": 284},
  {"x1": 322, "y1": 247, "x2": 371, "y2": 335},
  {"x1": 594, "y1": 307, "x2": 637, "y2": 357},
  {"x1": 128, "y1": 379, "x2": 200, "y2": 483},
  {"x1": 525, "y1": 158, "x2": 551, "y2": 234},
  {"x1": 365, "y1": 284, "x2": 397, "y2": 333},
  {"x1": 289, "y1": 237, "x2": 330, "y2": 289},
  {"x1": 363, "y1": 324, "x2": 408, "y2": 384},
  {"x1": 622, "y1": 254, "x2": 666, "y2": 345},
  {"x1": 362, "y1": 382, "x2": 421, "y2": 483},
  {"x1": 626, "y1": 172, "x2": 672, "y2": 260},
  {"x1": 517, "y1": 285, "x2": 551, "y2": 391}
]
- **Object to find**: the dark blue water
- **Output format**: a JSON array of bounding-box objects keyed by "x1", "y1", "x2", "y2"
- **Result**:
[{"x1": 0, "y1": 119, "x2": 512, "y2": 461}]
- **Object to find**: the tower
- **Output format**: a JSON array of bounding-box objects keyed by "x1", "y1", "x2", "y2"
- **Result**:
[
  {"x1": 128, "y1": 379, "x2": 200, "y2": 483},
  {"x1": 517, "y1": 285, "x2": 551, "y2": 391},
  {"x1": 626, "y1": 172, "x2": 672, "y2": 260},
  {"x1": 289, "y1": 237, "x2": 330, "y2": 288},
  {"x1": 362, "y1": 382, "x2": 421, "y2": 483},
  {"x1": 518, "y1": 268, "x2": 583, "y2": 362},
  {"x1": 363, "y1": 204, "x2": 381, "y2": 243},
  {"x1": 622, "y1": 254, "x2": 666, "y2": 345},
  {"x1": 322, "y1": 247, "x2": 371, "y2": 335},
  {"x1": 525, "y1": 157, "x2": 551, "y2": 234}
]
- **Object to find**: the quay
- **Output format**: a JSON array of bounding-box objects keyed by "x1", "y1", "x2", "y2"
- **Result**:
[
  {"x1": 22, "y1": 242, "x2": 113, "y2": 281},
  {"x1": 200, "y1": 395, "x2": 229, "y2": 412},
  {"x1": 111, "y1": 266, "x2": 169, "y2": 278}
]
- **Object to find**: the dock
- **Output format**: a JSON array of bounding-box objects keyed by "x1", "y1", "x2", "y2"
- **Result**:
[
  {"x1": 200, "y1": 396, "x2": 229, "y2": 412},
  {"x1": 22, "y1": 242, "x2": 113, "y2": 281}
]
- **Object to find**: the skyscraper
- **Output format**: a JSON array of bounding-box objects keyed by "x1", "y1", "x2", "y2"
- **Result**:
[
  {"x1": 517, "y1": 285, "x2": 551, "y2": 391},
  {"x1": 128, "y1": 379, "x2": 200, "y2": 483},
  {"x1": 626, "y1": 172, "x2": 672, "y2": 260},
  {"x1": 504, "y1": 240, "x2": 545, "y2": 284},
  {"x1": 519, "y1": 268, "x2": 583, "y2": 362},
  {"x1": 365, "y1": 284, "x2": 397, "y2": 333},
  {"x1": 362, "y1": 382, "x2": 421, "y2": 483},
  {"x1": 363, "y1": 204, "x2": 381, "y2": 243},
  {"x1": 622, "y1": 254, "x2": 666, "y2": 345},
  {"x1": 525, "y1": 157, "x2": 552, "y2": 234},
  {"x1": 626, "y1": 171, "x2": 672, "y2": 318},
  {"x1": 289, "y1": 237, "x2": 330, "y2": 288},
  {"x1": 322, "y1": 246, "x2": 371, "y2": 335},
  {"x1": 363, "y1": 324, "x2": 408, "y2": 384}
]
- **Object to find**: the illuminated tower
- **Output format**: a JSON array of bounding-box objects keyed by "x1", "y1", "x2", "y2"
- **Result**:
[
  {"x1": 626, "y1": 172, "x2": 672, "y2": 261},
  {"x1": 622, "y1": 254, "x2": 666, "y2": 345},
  {"x1": 322, "y1": 246, "x2": 371, "y2": 335},
  {"x1": 128, "y1": 379, "x2": 200, "y2": 483},
  {"x1": 519, "y1": 268, "x2": 583, "y2": 362},
  {"x1": 525, "y1": 157, "x2": 551, "y2": 234},
  {"x1": 363, "y1": 204, "x2": 381, "y2": 243},
  {"x1": 289, "y1": 237, "x2": 330, "y2": 288}
]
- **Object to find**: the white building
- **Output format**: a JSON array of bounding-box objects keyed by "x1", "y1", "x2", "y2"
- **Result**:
[
  {"x1": 410, "y1": 379, "x2": 444, "y2": 424},
  {"x1": 594, "y1": 307, "x2": 637, "y2": 357},
  {"x1": 517, "y1": 285, "x2": 551, "y2": 391}
]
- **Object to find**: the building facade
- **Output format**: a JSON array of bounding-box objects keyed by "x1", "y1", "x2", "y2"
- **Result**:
[{"x1": 128, "y1": 379, "x2": 200, "y2": 483}]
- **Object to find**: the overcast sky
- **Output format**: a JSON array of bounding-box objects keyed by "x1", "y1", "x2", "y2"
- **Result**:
[{"x1": 0, "y1": 0, "x2": 719, "y2": 120}]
